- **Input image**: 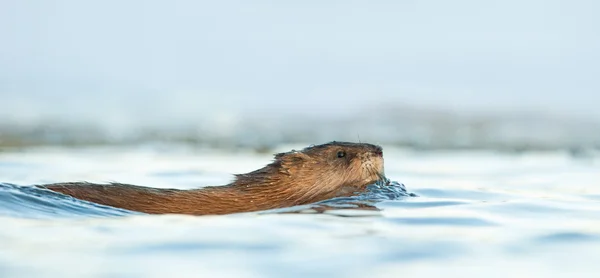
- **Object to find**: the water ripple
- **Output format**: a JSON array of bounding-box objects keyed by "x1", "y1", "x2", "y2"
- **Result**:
[{"x1": 0, "y1": 183, "x2": 134, "y2": 218}]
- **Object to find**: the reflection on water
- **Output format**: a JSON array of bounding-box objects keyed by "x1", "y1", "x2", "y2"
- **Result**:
[{"x1": 0, "y1": 145, "x2": 599, "y2": 278}]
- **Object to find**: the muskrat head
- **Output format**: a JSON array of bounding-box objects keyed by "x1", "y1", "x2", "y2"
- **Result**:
[{"x1": 271, "y1": 141, "x2": 385, "y2": 203}]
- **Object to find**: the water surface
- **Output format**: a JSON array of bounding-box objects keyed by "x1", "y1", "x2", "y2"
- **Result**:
[{"x1": 1, "y1": 145, "x2": 599, "y2": 277}]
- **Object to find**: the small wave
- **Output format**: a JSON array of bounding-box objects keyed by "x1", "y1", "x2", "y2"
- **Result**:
[{"x1": 0, "y1": 183, "x2": 135, "y2": 219}]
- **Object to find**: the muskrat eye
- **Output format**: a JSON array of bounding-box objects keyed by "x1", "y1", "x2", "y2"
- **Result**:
[{"x1": 337, "y1": 151, "x2": 346, "y2": 158}]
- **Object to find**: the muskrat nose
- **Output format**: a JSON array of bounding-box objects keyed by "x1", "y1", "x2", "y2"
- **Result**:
[{"x1": 373, "y1": 146, "x2": 383, "y2": 157}]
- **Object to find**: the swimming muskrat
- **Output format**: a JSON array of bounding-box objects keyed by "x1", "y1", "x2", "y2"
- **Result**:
[{"x1": 42, "y1": 141, "x2": 385, "y2": 215}]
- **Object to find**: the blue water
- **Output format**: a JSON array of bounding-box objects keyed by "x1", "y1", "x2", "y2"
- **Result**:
[
  {"x1": 1, "y1": 145, "x2": 599, "y2": 278},
  {"x1": 0, "y1": 183, "x2": 135, "y2": 218}
]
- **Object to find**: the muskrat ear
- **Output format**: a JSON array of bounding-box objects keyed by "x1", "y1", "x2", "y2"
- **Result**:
[
  {"x1": 273, "y1": 151, "x2": 310, "y2": 175},
  {"x1": 274, "y1": 150, "x2": 309, "y2": 161},
  {"x1": 276, "y1": 151, "x2": 310, "y2": 165},
  {"x1": 288, "y1": 152, "x2": 310, "y2": 162},
  {"x1": 274, "y1": 152, "x2": 287, "y2": 160}
]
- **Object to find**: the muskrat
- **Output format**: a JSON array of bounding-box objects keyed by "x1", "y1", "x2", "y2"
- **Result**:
[{"x1": 42, "y1": 141, "x2": 385, "y2": 215}]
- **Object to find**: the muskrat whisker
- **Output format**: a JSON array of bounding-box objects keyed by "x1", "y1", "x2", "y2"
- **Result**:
[
  {"x1": 377, "y1": 171, "x2": 387, "y2": 183},
  {"x1": 366, "y1": 164, "x2": 387, "y2": 185}
]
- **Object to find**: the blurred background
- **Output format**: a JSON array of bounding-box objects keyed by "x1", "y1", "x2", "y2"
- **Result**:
[{"x1": 1, "y1": 0, "x2": 599, "y2": 151}]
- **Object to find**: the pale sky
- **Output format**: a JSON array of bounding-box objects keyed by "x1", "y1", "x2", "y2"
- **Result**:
[{"x1": 1, "y1": 0, "x2": 599, "y2": 125}]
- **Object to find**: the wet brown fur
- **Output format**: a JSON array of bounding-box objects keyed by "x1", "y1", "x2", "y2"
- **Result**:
[{"x1": 43, "y1": 142, "x2": 385, "y2": 215}]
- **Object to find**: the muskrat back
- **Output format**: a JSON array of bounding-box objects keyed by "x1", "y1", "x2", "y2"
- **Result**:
[{"x1": 44, "y1": 141, "x2": 385, "y2": 215}]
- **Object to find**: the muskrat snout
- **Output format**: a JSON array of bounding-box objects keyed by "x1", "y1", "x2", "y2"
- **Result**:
[
  {"x1": 359, "y1": 148, "x2": 385, "y2": 182},
  {"x1": 361, "y1": 144, "x2": 383, "y2": 158},
  {"x1": 371, "y1": 146, "x2": 383, "y2": 157}
]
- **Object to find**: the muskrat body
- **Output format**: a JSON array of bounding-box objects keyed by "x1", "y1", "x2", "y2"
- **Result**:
[{"x1": 43, "y1": 142, "x2": 385, "y2": 215}]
